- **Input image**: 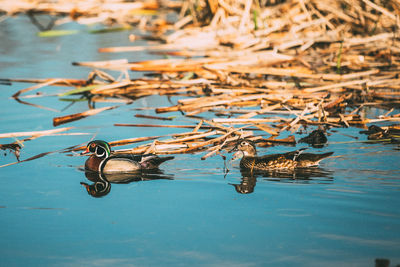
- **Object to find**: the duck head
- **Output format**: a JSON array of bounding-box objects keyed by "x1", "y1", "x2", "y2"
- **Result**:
[
  {"x1": 85, "y1": 140, "x2": 111, "y2": 159},
  {"x1": 231, "y1": 139, "x2": 257, "y2": 160}
]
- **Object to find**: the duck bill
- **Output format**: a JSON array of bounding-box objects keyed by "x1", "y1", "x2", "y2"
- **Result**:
[{"x1": 80, "y1": 147, "x2": 90, "y2": 155}]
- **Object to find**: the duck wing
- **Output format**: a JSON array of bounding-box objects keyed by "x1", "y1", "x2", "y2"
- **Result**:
[
  {"x1": 253, "y1": 149, "x2": 333, "y2": 168},
  {"x1": 282, "y1": 149, "x2": 334, "y2": 167},
  {"x1": 238, "y1": 153, "x2": 294, "y2": 170},
  {"x1": 255, "y1": 148, "x2": 308, "y2": 162},
  {"x1": 139, "y1": 154, "x2": 174, "y2": 169},
  {"x1": 108, "y1": 153, "x2": 174, "y2": 169},
  {"x1": 110, "y1": 153, "x2": 147, "y2": 162},
  {"x1": 296, "y1": 151, "x2": 334, "y2": 162}
]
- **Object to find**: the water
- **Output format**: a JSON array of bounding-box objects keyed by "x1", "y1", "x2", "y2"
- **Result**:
[{"x1": 1, "y1": 16, "x2": 400, "y2": 266}]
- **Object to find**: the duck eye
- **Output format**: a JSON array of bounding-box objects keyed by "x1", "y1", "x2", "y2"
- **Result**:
[{"x1": 241, "y1": 141, "x2": 247, "y2": 146}]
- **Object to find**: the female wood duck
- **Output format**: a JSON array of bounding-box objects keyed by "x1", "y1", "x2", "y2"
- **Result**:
[
  {"x1": 231, "y1": 139, "x2": 333, "y2": 171},
  {"x1": 83, "y1": 140, "x2": 174, "y2": 174}
]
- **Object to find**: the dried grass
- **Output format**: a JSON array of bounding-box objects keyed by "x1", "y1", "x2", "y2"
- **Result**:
[{"x1": 2, "y1": 0, "x2": 400, "y2": 162}]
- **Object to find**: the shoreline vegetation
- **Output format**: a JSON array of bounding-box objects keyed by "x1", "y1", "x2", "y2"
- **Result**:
[{"x1": 1, "y1": 0, "x2": 400, "y2": 165}]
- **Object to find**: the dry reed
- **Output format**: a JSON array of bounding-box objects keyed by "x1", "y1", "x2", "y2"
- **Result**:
[{"x1": 2, "y1": 0, "x2": 400, "y2": 164}]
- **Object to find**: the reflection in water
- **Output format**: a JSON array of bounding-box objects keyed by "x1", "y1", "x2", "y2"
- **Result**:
[
  {"x1": 231, "y1": 168, "x2": 334, "y2": 194},
  {"x1": 81, "y1": 170, "x2": 173, "y2": 198},
  {"x1": 298, "y1": 129, "x2": 328, "y2": 148},
  {"x1": 230, "y1": 176, "x2": 257, "y2": 194}
]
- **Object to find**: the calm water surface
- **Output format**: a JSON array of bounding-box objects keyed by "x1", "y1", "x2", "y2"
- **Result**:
[{"x1": 0, "y1": 16, "x2": 399, "y2": 267}]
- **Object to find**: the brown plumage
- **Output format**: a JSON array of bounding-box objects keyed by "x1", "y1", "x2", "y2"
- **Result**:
[{"x1": 232, "y1": 140, "x2": 333, "y2": 171}]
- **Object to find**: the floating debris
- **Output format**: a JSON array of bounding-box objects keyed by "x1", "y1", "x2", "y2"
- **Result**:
[
  {"x1": 0, "y1": 143, "x2": 21, "y2": 161},
  {"x1": 299, "y1": 129, "x2": 328, "y2": 148},
  {"x1": 360, "y1": 124, "x2": 400, "y2": 142},
  {"x1": 0, "y1": 128, "x2": 89, "y2": 167},
  {"x1": 0, "y1": 0, "x2": 181, "y2": 31},
  {"x1": 53, "y1": 105, "x2": 118, "y2": 126}
]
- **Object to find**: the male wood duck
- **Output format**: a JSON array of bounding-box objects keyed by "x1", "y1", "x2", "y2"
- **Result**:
[
  {"x1": 231, "y1": 139, "x2": 333, "y2": 171},
  {"x1": 83, "y1": 140, "x2": 174, "y2": 174}
]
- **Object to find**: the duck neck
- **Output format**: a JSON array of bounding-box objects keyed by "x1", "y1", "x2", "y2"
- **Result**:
[{"x1": 243, "y1": 150, "x2": 257, "y2": 157}]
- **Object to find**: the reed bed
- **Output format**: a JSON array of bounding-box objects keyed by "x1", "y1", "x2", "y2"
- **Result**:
[
  {"x1": 1, "y1": 0, "x2": 400, "y2": 164},
  {"x1": 0, "y1": 0, "x2": 181, "y2": 31}
]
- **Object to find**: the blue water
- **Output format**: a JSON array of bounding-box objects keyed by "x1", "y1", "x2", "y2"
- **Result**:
[{"x1": 1, "y1": 16, "x2": 399, "y2": 267}]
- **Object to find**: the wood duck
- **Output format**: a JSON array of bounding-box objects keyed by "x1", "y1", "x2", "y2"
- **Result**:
[
  {"x1": 83, "y1": 140, "x2": 174, "y2": 174},
  {"x1": 231, "y1": 139, "x2": 333, "y2": 171}
]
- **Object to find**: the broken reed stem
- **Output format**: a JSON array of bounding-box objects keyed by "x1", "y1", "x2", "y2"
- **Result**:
[
  {"x1": 134, "y1": 114, "x2": 173, "y2": 121},
  {"x1": 0, "y1": 127, "x2": 74, "y2": 139},
  {"x1": 53, "y1": 106, "x2": 118, "y2": 126},
  {"x1": 114, "y1": 123, "x2": 217, "y2": 129}
]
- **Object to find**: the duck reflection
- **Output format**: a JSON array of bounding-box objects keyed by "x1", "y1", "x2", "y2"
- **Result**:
[
  {"x1": 230, "y1": 175, "x2": 257, "y2": 194},
  {"x1": 230, "y1": 168, "x2": 334, "y2": 194},
  {"x1": 81, "y1": 170, "x2": 173, "y2": 198}
]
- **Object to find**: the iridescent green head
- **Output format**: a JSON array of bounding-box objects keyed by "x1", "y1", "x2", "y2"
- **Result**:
[{"x1": 86, "y1": 140, "x2": 111, "y2": 159}]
